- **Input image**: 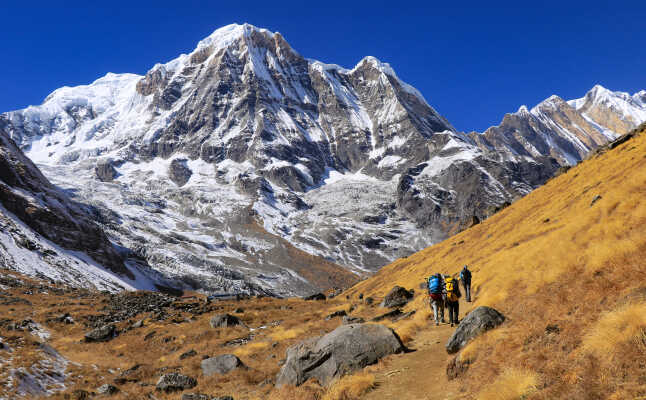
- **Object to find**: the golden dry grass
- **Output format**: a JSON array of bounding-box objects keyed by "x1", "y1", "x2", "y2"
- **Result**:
[
  {"x1": 477, "y1": 368, "x2": 539, "y2": 400},
  {"x1": 581, "y1": 302, "x2": 646, "y2": 358},
  {"x1": 322, "y1": 372, "x2": 376, "y2": 400}
]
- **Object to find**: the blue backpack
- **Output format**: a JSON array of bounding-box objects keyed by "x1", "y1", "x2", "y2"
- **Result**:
[{"x1": 428, "y1": 276, "x2": 442, "y2": 294}]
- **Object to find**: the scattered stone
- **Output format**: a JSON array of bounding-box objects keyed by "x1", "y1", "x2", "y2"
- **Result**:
[
  {"x1": 276, "y1": 323, "x2": 405, "y2": 387},
  {"x1": 590, "y1": 195, "x2": 602, "y2": 206},
  {"x1": 342, "y1": 316, "x2": 365, "y2": 325},
  {"x1": 96, "y1": 384, "x2": 119, "y2": 395},
  {"x1": 392, "y1": 310, "x2": 416, "y2": 322},
  {"x1": 545, "y1": 324, "x2": 560, "y2": 335},
  {"x1": 210, "y1": 314, "x2": 244, "y2": 328},
  {"x1": 84, "y1": 324, "x2": 116, "y2": 342},
  {"x1": 303, "y1": 292, "x2": 326, "y2": 301},
  {"x1": 180, "y1": 349, "x2": 197, "y2": 360},
  {"x1": 446, "y1": 306, "x2": 506, "y2": 354},
  {"x1": 201, "y1": 354, "x2": 247, "y2": 376},
  {"x1": 156, "y1": 373, "x2": 197, "y2": 392},
  {"x1": 48, "y1": 313, "x2": 74, "y2": 324},
  {"x1": 131, "y1": 319, "x2": 144, "y2": 329},
  {"x1": 325, "y1": 310, "x2": 347, "y2": 320},
  {"x1": 364, "y1": 297, "x2": 374, "y2": 305},
  {"x1": 182, "y1": 394, "x2": 212, "y2": 400},
  {"x1": 181, "y1": 395, "x2": 234, "y2": 400},
  {"x1": 371, "y1": 309, "x2": 403, "y2": 322},
  {"x1": 113, "y1": 364, "x2": 141, "y2": 384},
  {"x1": 233, "y1": 308, "x2": 244, "y2": 313},
  {"x1": 358, "y1": 293, "x2": 364, "y2": 300},
  {"x1": 144, "y1": 331, "x2": 156, "y2": 341},
  {"x1": 380, "y1": 286, "x2": 414, "y2": 308},
  {"x1": 71, "y1": 389, "x2": 90, "y2": 400}
]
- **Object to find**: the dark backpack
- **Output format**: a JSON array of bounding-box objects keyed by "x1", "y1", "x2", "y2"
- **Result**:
[{"x1": 460, "y1": 268, "x2": 471, "y2": 282}]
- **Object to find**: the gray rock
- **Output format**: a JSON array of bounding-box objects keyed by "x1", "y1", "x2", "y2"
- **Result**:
[
  {"x1": 180, "y1": 349, "x2": 197, "y2": 360},
  {"x1": 96, "y1": 384, "x2": 119, "y2": 395},
  {"x1": 446, "y1": 306, "x2": 505, "y2": 354},
  {"x1": 182, "y1": 394, "x2": 212, "y2": 400},
  {"x1": 342, "y1": 316, "x2": 365, "y2": 325},
  {"x1": 182, "y1": 395, "x2": 234, "y2": 400},
  {"x1": 169, "y1": 158, "x2": 192, "y2": 187},
  {"x1": 276, "y1": 323, "x2": 405, "y2": 387},
  {"x1": 84, "y1": 324, "x2": 116, "y2": 342},
  {"x1": 371, "y1": 309, "x2": 403, "y2": 322},
  {"x1": 156, "y1": 373, "x2": 197, "y2": 392},
  {"x1": 590, "y1": 194, "x2": 602, "y2": 206},
  {"x1": 182, "y1": 394, "x2": 234, "y2": 400},
  {"x1": 380, "y1": 286, "x2": 414, "y2": 308},
  {"x1": 201, "y1": 354, "x2": 246, "y2": 376},
  {"x1": 131, "y1": 319, "x2": 144, "y2": 329},
  {"x1": 325, "y1": 310, "x2": 347, "y2": 320},
  {"x1": 210, "y1": 314, "x2": 244, "y2": 328},
  {"x1": 392, "y1": 310, "x2": 416, "y2": 322},
  {"x1": 95, "y1": 160, "x2": 117, "y2": 182}
]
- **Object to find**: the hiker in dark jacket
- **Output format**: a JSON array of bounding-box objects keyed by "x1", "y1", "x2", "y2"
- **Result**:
[
  {"x1": 427, "y1": 273, "x2": 445, "y2": 325},
  {"x1": 460, "y1": 265, "x2": 472, "y2": 302},
  {"x1": 445, "y1": 274, "x2": 461, "y2": 327}
]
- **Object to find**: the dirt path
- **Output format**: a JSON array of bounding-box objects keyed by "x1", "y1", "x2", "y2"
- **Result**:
[{"x1": 362, "y1": 309, "x2": 469, "y2": 399}]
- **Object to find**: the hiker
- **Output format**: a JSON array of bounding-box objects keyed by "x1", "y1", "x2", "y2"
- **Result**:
[
  {"x1": 460, "y1": 265, "x2": 472, "y2": 302},
  {"x1": 427, "y1": 273, "x2": 445, "y2": 325},
  {"x1": 444, "y1": 274, "x2": 461, "y2": 327}
]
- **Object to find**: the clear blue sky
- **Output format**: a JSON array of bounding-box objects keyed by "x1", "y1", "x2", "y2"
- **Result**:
[{"x1": 2, "y1": 1, "x2": 645, "y2": 132}]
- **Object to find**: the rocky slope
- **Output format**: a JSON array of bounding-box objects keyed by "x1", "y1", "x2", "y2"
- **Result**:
[
  {"x1": 0, "y1": 120, "x2": 141, "y2": 291},
  {"x1": 2, "y1": 23, "x2": 645, "y2": 295}
]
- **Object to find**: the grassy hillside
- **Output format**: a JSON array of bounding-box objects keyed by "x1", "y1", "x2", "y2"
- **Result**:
[{"x1": 348, "y1": 124, "x2": 646, "y2": 399}]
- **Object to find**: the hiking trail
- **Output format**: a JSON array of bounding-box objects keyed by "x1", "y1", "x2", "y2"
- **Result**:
[{"x1": 361, "y1": 304, "x2": 469, "y2": 400}]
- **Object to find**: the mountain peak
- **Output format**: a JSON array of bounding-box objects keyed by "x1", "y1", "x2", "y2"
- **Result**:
[{"x1": 196, "y1": 23, "x2": 276, "y2": 51}]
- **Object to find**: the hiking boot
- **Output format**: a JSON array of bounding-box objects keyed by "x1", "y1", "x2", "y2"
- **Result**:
[
  {"x1": 435, "y1": 321, "x2": 439, "y2": 326},
  {"x1": 441, "y1": 319, "x2": 446, "y2": 323},
  {"x1": 450, "y1": 323, "x2": 454, "y2": 327}
]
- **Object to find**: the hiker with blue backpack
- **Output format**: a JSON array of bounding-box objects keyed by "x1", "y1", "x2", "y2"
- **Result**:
[
  {"x1": 460, "y1": 265, "x2": 472, "y2": 302},
  {"x1": 427, "y1": 273, "x2": 445, "y2": 326}
]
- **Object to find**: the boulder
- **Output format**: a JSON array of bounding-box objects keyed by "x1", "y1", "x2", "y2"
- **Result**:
[
  {"x1": 380, "y1": 286, "x2": 414, "y2": 308},
  {"x1": 84, "y1": 324, "x2": 116, "y2": 342},
  {"x1": 156, "y1": 373, "x2": 197, "y2": 392},
  {"x1": 201, "y1": 354, "x2": 246, "y2": 376},
  {"x1": 210, "y1": 314, "x2": 243, "y2": 328},
  {"x1": 96, "y1": 384, "x2": 119, "y2": 395},
  {"x1": 276, "y1": 323, "x2": 405, "y2": 387},
  {"x1": 446, "y1": 306, "x2": 505, "y2": 354}
]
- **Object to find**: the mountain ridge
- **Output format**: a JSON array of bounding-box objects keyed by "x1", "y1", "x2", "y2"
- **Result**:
[{"x1": 1, "y1": 23, "x2": 644, "y2": 295}]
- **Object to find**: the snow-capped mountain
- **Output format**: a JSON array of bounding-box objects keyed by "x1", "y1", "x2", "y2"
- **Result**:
[{"x1": 2, "y1": 23, "x2": 644, "y2": 295}]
